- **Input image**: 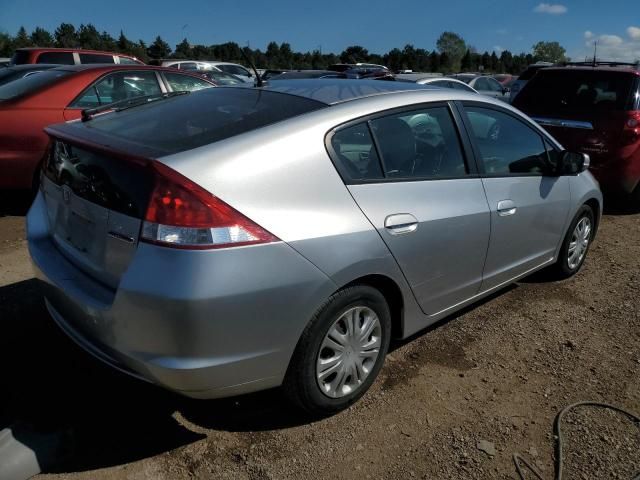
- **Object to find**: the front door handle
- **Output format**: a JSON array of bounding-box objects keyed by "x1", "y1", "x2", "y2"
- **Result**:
[
  {"x1": 497, "y1": 199, "x2": 517, "y2": 216},
  {"x1": 384, "y1": 213, "x2": 418, "y2": 235}
]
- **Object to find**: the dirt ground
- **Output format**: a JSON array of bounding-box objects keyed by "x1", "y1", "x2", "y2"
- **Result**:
[{"x1": 1, "y1": 195, "x2": 638, "y2": 480}]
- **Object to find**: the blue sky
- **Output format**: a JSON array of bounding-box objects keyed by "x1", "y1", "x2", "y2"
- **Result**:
[{"x1": 1, "y1": 0, "x2": 639, "y2": 60}]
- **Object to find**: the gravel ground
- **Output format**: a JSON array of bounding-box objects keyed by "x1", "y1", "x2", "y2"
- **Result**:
[{"x1": 0, "y1": 197, "x2": 638, "y2": 480}]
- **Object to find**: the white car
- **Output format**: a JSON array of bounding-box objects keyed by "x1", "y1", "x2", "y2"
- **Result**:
[{"x1": 160, "y1": 60, "x2": 254, "y2": 83}]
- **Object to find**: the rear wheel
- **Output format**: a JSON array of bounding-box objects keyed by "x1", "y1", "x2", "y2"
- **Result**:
[
  {"x1": 550, "y1": 205, "x2": 595, "y2": 279},
  {"x1": 284, "y1": 285, "x2": 391, "y2": 416}
]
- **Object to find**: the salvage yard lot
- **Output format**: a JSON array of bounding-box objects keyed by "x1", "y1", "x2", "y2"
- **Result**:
[{"x1": 1, "y1": 202, "x2": 638, "y2": 479}]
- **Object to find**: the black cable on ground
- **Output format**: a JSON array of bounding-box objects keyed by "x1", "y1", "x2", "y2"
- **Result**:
[{"x1": 513, "y1": 401, "x2": 640, "y2": 480}]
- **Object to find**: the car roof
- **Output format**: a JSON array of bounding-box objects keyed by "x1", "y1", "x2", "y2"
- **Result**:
[
  {"x1": 3, "y1": 64, "x2": 60, "y2": 71},
  {"x1": 251, "y1": 79, "x2": 436, "y2": 105},
  {"x1": 541, "y1": 66, "x2": 640, "y2": 76},
  {"x1": 15, "y1": 47, "x2": 136, "y2": 56},
  {"x1": 49, "y1": 64, "x2": 192, "y2": 73}
]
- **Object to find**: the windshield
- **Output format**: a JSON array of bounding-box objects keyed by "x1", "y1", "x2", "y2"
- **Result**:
[
  {"x1": 76, "y1": 87, "x2": 327, "y2": 155},
  {"x1": 0, "y1": 69, "x2": 71, "y2": 100},
  {"x1": 515, "y1": 70, "x2": 638, "y2": 114}
]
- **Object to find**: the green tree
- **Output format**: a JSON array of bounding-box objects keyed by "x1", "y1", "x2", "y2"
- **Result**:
[
  {"x1": 14, "y1": 26, "x2": 32, "y2": 48},
  {"x1": 436, "y1": 31, "x2": 466, "y2": 72},
  {"x1": 0, "y1": 32, "x2": 12, "y2": 56},
  {"x1": 174, "y1": 38, "x2": 191, "y2": 59},
  {"x1": 532, "y1": 41, "x2": 567, "y2": 63},
  {"x1": 340, "y1": 45, "x2": 369, "y2": 63},
  {"x1": 78, "y1": 24, "x2": 102, "y2": 50},
  {"x1": 147, "y1": 35, "x2": 171, "y2": 59},
  {"x1": 117, "y1": 30, "x2": 132, "y2": 52},
  {"x1": 460, "y1": 49, "x2": 472, "y2": 71},
  {"x1": 54, "y1": 23, "x2": 78, "y2": 47},
  {"x1": 99, "y1": 31, "x2": 117, "y2": 52},
  {"x1": 30, "y1": 27, "x2": 53, "y2": 47}
]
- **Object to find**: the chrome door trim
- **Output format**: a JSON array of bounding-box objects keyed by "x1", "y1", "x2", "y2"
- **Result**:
[{"x1": 531, "y1": 117, "x2": 594, "y2": 130}]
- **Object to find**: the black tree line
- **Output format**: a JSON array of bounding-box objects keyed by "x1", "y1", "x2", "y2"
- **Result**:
[{"x1": 0, "y1": 24, "x2": 568, "y2": 74}]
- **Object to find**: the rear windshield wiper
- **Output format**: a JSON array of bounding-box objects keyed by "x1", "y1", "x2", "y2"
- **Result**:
[{"x1": 81, "y1": 91, "x2": 190, "y2": 122}]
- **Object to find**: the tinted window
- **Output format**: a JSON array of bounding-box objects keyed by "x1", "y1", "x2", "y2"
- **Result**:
[
  {"x1": 450, "y1": 81, "x2": 475, "y2": 92},
  {"x1": 430, "y1": 80, "x2": 452, "y2": 89},
  {"x1": 219, "y1": 64, "x2": 250, "y2": 77},
  {"x1": 0, "y1": 70, "x2": 71, "y2": 100},
  {"x1": 369, "y1": 106, "x2": 467, "y2": 179},
  {"x1": 72, "y1": 71, "x2": 161, "y2": 108},
  {"x1": 331, "y1": 123, "x2": 383, "y2": 181},
  {"x1": 79, "y1": 88, "x2": 327, "y2": 155},
  {"x1": 178, "y1": 62, "x2": 198, "y2": 70},
  {"x1": 474, "y1": 78, "x2": 490, "y2": 91},
  {"x1": 164, "y1": 72, "x2": 212, "y2": 92},
  {"x1": 36, "y1": 52, "x2": 75, "y2": 65},
  {"x1": 464, "y1": 106, "x2": 549, "y2": 175},
  {"x1": 487, "y1": 78, "x2": 503, "y2": 92},
  {"x1": 79, "y1": 53, "x2": 115, "y2": 64},
  {"x1": 117, "y1": 56, "x2": 139, "y2": 65},
  {"x1": 10, "y1": 50, "x2": 30, "y2": 65},
  {"x1": 519, "y1": 66, "x2": 547, "y2": 81},
  {"x1": 515, "y1": 70, "x2": 637, "y2": 113}
]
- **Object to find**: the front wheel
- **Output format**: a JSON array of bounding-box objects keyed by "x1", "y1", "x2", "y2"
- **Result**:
[
  {"x1": 550, "y1": 205, "x2": 595, "y2": 279},
  {"x1": 283, "y1": 285, "x2": 391, "y2": 416}
]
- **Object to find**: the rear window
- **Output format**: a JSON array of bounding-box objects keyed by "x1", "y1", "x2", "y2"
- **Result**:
[
  {"x1": 515, "y1": 70, "x2": 638, "y2": 113},
  {"x1": 10, "y1": 50, "x2": 30, "y2": 65},
  {"x1": 79, "y1": 53, "x2": 115, "y2": 64},
  {"x1": 36, "y1": 52, "x2": 75, "y2": 65},
  {"x1": 79, "y1": 87, "x2": 327, "y2": 155},
  {"x1": 117, "y1": 56, "x2": 140, "y2": 65},
  {"x1": 518, "y1": 66, "x2": 547, "y2": 81},
  {"x1": 0, "y1": 70, "x2": 71, "y2": 100}
]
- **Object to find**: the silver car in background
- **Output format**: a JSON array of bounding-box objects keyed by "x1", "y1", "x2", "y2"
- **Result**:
[{"x1": 28, "y1": 80, "x2": 601, "y2": 415}]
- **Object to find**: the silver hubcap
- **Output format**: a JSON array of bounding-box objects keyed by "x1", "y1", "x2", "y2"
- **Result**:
[
  {"x1": 568, "y1": 216, "x2": 591, "y2": 270},
  {"x1": 316, "y1": 306, "x2": 382, "y2": 399}
]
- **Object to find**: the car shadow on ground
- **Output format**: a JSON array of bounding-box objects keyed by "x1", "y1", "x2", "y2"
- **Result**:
[
  {"x1": 0, "y1": 190, "x2": 33, "y2": 217},
  {"x1": 0, "y1": 279, "x2": 317, "y2": 474}
]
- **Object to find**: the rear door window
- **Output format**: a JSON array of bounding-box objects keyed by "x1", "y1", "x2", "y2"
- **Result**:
[
  {"x1": 370, "y1": 106, "x2": 468, "y2": 179},
  {"x1": 71, "y1": 71, "x2": 162, "y2": 108},
  {"x1": 219, "y1": 64, "x2": 250, "y2": 77},
  {"x1": 36, "y1": 52, "x2": 75, "y2": 65},
  {"x1": 79, "y1": 53, "x2": 115, "y2": 64},
  {"x1": 474, "y1": 78, "x2": 490, "y2": 91}
]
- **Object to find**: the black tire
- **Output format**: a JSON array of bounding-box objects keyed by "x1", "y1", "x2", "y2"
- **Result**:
[
  {"x1": 283, "y1": 285, "x2": 391, "y2": 416},
  {"x1": 549, "y1": 204, "x2": 595, "y2": 279}
]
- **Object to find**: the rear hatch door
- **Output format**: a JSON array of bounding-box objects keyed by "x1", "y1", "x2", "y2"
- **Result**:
[
  {"x1": 514, "y1": 69, "x2": 639, "y2": 167},
  {"x1": 41, "y1": 139, "x2": 154, "y2": 289}
]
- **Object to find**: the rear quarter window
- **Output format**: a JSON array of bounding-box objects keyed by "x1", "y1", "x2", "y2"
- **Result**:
[
  {"x1": 36, "y1": 52, "x2": 75, "y2": 65},
  {"x1": 11, "y1": 50, "x2": 30, "y2": 65},
  {"x1": 79, "y1": 53, "x2": 115, "y2": 64}
]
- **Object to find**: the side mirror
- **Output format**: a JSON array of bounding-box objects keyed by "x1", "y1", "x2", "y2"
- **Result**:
[{"x1": 558, "y1": 151, "x2": 590, "y2": 175}]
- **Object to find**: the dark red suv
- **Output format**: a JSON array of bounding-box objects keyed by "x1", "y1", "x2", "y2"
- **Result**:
[{"x1": 513, "y1": 62, "x2": 640, "y2": 202}]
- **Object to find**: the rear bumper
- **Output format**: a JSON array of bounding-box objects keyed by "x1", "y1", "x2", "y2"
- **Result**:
[
  {"x1": 587, "y1": 146, "x2": 640, "y2": 195},
  {"x1": 27, "y1": 191, "x2": 336, "y2": 398}
]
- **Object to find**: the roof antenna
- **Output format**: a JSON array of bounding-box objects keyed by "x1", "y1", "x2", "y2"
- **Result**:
[
  {"x1": 240, "y1": 47, "x2": 264, "y2": 87},
  {"x1": 592, "y1": 40, "x2": 597, "y2": 67}
]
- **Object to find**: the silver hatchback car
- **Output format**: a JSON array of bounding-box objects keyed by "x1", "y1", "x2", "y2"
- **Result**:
[{"x1": 28, "y1": 80, "x2": 602, "y2": 415}]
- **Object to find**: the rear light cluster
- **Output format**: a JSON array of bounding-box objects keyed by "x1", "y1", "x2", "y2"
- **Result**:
[
  {"x1": 141, "y1": 162, "x2": 279, "y2": 249},
  {"x1": 622, "y1": 110, "x2": 640, "y2": 146}
]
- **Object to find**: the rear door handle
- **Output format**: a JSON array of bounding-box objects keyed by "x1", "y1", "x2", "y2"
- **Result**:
[
  {"x1": 497, "y1": 200, "x2": 517, "y2": 216},
  {"x1": 384, "y1": 213, "x2": 418, "y2": 235}
]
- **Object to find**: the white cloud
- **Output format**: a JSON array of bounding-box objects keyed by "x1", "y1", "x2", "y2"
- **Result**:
[
  {"x1": 575, "y1": 29, "x2": 640, "y2": 62},
  {"x1": 493, "y1": 45, "x2": 504, "y2": 53},
  {"x1": 533, "y1": 3, "x2": 568, "y2": 14},
  {"x1": 628, "y1": 26, "x2": 640, "y2": 40},
  {"x1": 599, "y1": 34, "x2": 623, "y2": 46}
]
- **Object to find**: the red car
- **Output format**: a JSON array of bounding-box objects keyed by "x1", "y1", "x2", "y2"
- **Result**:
[
  {"x1": 513, "y1": 62, "x2": 640, "y2": 203},
  {"x1": 0, "y1": 64, "x2": 215, "y2": 190},
  {"x1": 11, "y1": 47, "x2": 143, "y2": 66}
]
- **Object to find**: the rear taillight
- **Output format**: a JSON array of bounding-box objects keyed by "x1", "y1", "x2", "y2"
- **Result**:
[
  {"x1": 141, "y1": 162, "x2": 279, "y2": 249},
  {"x1": 622, "y1": 110, "x2": 640, "y2": 146}
]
